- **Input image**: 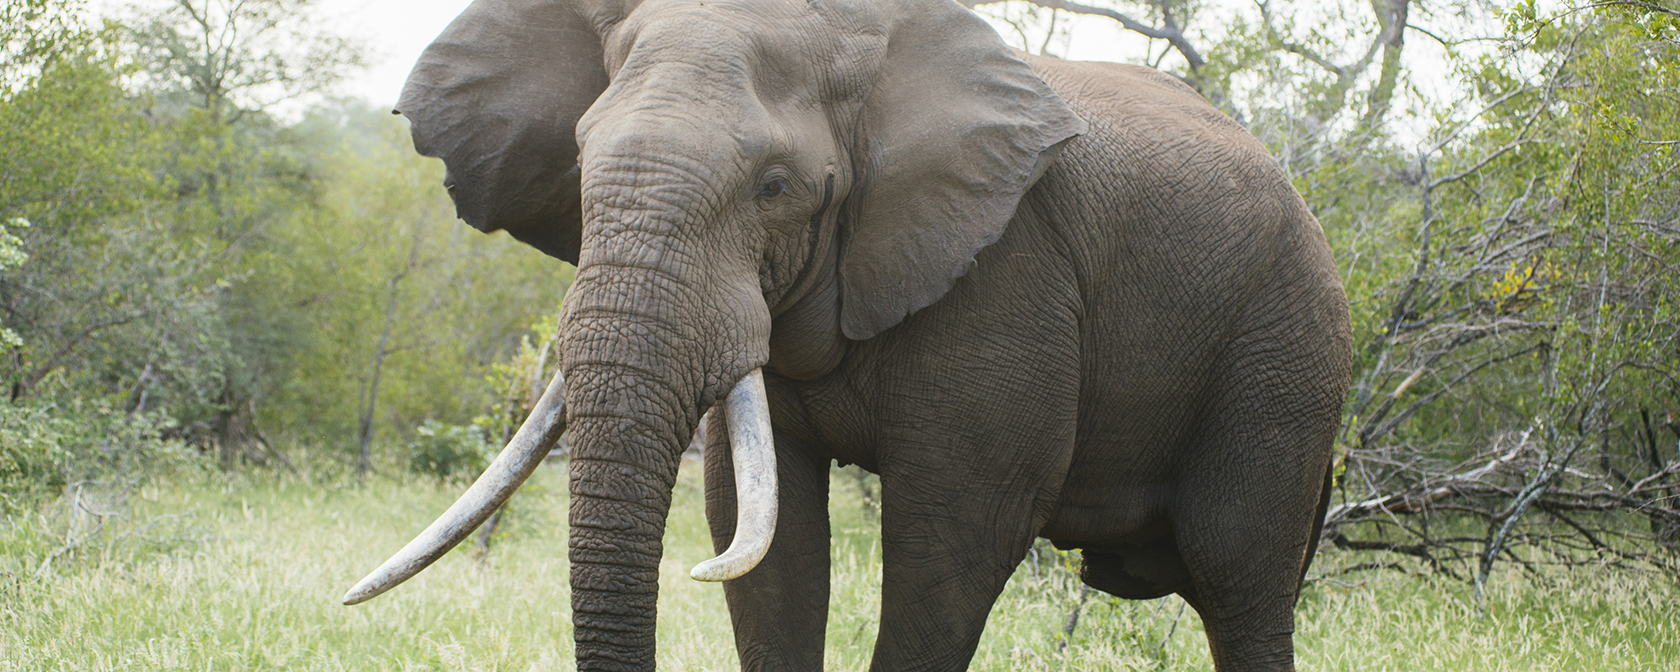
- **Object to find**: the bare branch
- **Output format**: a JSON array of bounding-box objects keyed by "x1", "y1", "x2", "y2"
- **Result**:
[
  {"x1": 1328, "y1": 430, "x2": 1534, "y2": 523},
  {"x1": 1586, "y1": 1, "x2": 1680, "y2": 18},
  {"x1": 963, "y1": 0, "x2": 1206, "y2": 71},
  {"x1": 1254, "y1": 0, "x2": 1410, "y2": 128},
  {"x1": 1428, "y1": 139, "x2": 1544, "y2": 191}
]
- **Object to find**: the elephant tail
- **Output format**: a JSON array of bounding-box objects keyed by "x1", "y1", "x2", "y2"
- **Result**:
[{"x1": 1296, "y1": 461, "x2": 1337, "y2": 601}]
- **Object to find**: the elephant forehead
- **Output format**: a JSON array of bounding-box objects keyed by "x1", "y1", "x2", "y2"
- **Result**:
[
  {"x1": 602, "y1": 0, "x2": 877, "y2": 108},
  {"x1": 578, "y1": 79, "x2": 775, "y2": 171}
]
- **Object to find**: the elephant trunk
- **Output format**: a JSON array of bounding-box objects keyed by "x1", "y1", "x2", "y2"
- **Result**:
[
  {"x1": 566, "y1": 391, "x2": 677, "y2": 670},
  {"x1": 561, "y1": 225, "x2": 776, "y2": 668},
  {"x1": 565, "y1": 368, "x2": 777, "y2": 670}
]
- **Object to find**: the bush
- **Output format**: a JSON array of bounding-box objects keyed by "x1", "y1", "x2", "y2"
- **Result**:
[
  {"x1": 0, "y1": 402, "x2": 208, "y2": 515},
  {"x1": 406, "y1": 420, "x2": 492, "y2": 482},
  {"x1": 0, "y1": 404, "x2": 70, "y2": 514}
]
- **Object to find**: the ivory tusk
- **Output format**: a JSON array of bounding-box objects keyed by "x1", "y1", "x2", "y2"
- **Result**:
[
  {"x1": 690, "y1": 369, "x2": 779, "y2": 582},
  {"x1": 342, "y1": 370, "x2": 568, "y2": 605}
]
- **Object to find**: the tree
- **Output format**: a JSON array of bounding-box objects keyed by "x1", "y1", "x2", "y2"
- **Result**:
[
  {"x1": 2, "y1": 0, "x2": 569, "y2": 484},
  {"x1": 127, "y1": 0, "x2": 363, "y2": 122},
  {"x1": 258, "y1": 103, "x2": 571, "y2": 473},
  {"x1": 0, "y1": 218, "x2": 26, "y2": 350},
  {"x1": 965, "y1": 0, "x2": 1421, "y2": 140},
  {"x1": 108, "y1": 0, "x2": 365, "y2": 468},
  {"x1": 1318, "y1": 1, "x2": 1680, "y2": 592},
  {"x1": 0, "y1": 1, "x2": 174, "y2": 403}
]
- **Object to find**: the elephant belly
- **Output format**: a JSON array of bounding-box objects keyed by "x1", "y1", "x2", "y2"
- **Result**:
[
  {"x1": 1043, "y1": 483, "x2": 1191, "y2": 600},
  {"x1": 1039, "y1": 479, "x2": 1177, "y2": 551},
  {"x1": 1079, "y1": 541, "x2": 1192, "y2": 600},
  {"x1": 1037, "y1": 350, "x2": 1214, "y2": 570},
  {"x1": 1042, "y1": 462, "x2": 1197, "y2": 599},
  {"x1": 1040, "y1": 361, "x2": 1210, "y2": 546}
]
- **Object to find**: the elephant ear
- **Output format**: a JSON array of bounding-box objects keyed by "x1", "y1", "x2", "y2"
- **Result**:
[
  {"x1": 838, "y1": 0, "x2": 1086, "y2": 340},
  {"x1": 397, "y1": 0, "x2": 629, "y2": 265}
]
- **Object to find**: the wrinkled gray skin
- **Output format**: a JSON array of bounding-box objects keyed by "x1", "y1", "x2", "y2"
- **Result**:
[{"x1": 397, "y1": 0, "x2": 1351, "y2": 669}]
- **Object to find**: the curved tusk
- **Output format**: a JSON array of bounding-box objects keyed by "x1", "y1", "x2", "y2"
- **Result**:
[
  {"x1": 342, "y1": 370, "x2": 568, "y2": 605},
  {"x1": 690, "y1": 369, "x2": 778, "y2": 582}
]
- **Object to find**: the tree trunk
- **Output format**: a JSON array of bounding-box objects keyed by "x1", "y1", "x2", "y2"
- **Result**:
[{"x1": 356, "y1": 212, "x2": 427, "y2": 480}]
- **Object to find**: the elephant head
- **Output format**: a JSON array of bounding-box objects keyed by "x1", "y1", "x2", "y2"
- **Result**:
[{"x1": 346, "y1": 0, "x2": 1083, "y2": 666}]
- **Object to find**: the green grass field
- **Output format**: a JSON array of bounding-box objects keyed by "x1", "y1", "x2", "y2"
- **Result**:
[{"x1": 2, "y1": 459, "x2": 1676, "y2": 670}]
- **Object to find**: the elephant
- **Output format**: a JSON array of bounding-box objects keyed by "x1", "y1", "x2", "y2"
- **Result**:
[{"x1": 343, "y1": 0, "x2": 1352, "y2": 670}]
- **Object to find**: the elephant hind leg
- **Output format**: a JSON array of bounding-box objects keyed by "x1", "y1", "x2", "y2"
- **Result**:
[
  {"x1": 1170, "y1": 342, "x2": 1345, "y2": 669},
  {"x1": 1170, "y1": 392, "x2": 1337, "y2": 671},
  {"x1": 1173, "y1": 450, "x2": 1324, "y2": 671}
]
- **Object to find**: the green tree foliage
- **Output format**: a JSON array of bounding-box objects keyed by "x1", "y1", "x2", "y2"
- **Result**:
[
  {"x1": 0, "y1": 403, "x2": 69, "y2": 514},
  {"x1": 1299, "y1": 3, "x2": 1680, "y2": 587},
  {"x1": 0, "y1": 218, "x2": 26, "y2": 349},
  {"x1": 261, "y1": 105, "x2": 570, "y2": 467},
  {"x1": 1, "y1": 1, "x2": 570, "y2": 498},
  {"x1": 0, "y1": 1, "x2": 189, "y2": 414},
  {"x1": 406, "y1": 420, "x2": 492, "y2": 483}
]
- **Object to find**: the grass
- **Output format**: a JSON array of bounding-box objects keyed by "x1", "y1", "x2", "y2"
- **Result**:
[{"x1": 2, "y1": 458, "x2": 1676, "y2": 670}]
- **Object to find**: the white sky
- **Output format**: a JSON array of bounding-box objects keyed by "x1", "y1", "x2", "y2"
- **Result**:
[
  {"x1": 84, "y1": 0, "x2": 1471, "y2": 146},
  {"x1": 320, "y1": 0, "x2": 478, "y2": 108},
  {"x1": 322, "y1": 1, "x2": 1158, "y2": 109},
  {"x1": 88, "y1": 0, "x2": 1149, "y2": 109}
]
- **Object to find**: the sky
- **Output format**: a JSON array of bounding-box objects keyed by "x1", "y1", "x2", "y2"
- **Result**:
[
  {"x1": 83, "y1": 1, "x2": 1466, "y2": 146},
  {"x1": 321, "y1": 0, "x2": 478, "y2": 108},
  {"x1": 89, "y1": 0, "x2": 1152, "y2": 110},
  {"x1": 325, "y1": 1, "x2": 1157, "y2": 108}
]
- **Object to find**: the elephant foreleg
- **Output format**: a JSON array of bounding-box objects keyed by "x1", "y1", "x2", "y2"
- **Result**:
[{"x1": 704, "y1": 409, "x2": 831, "y2": 672}]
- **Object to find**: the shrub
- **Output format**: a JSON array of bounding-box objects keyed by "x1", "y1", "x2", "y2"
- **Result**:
[
  {"x1": 406, "y1": 420, "x2": 492, "y2": 482},
  {"x1": 0, "y1": 404, "x2": 70, "y2": 514},
  {"x1": 0, "y1": 402, "x2": 208, "y2": 515}
]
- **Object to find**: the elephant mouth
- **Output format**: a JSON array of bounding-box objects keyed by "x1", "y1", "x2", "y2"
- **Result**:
[{"x1": 341, "y1": 368, "x2": 778, "y2": 605}]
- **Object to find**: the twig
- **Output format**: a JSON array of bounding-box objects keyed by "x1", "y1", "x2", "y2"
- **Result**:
[
  {"x1": 965, "y1": 0, "x2": 1207, "y2": 71},
  {"x1": 1056, "y1": 583, "x2": 1091, "y2": 652},
  {"x1": 1158, "y1": 598, "x2": 1187, "y2": 655},
  {"x1": 1328, "y1": 428, "x2": 1534, "y2": 522}
]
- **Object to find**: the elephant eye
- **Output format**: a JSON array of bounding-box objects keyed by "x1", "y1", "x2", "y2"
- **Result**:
[{"x1": 756, "y1": 178, "x2": 788, "y2": 201}]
